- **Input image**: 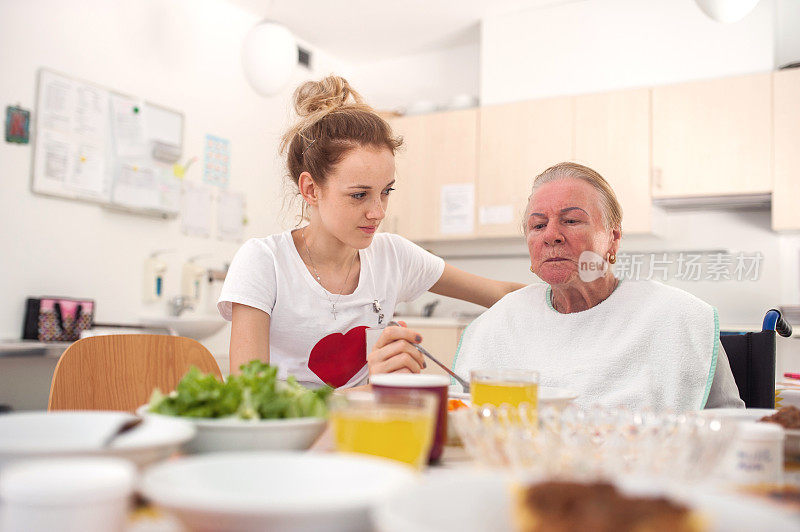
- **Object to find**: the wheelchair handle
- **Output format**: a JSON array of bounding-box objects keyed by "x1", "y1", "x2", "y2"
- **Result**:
[{"x1": 764, "y1": 309, "x2": 793, "y2": 338}]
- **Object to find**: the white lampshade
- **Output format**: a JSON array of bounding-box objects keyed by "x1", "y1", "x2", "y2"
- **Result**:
[
  {"x1": 695, "y1": 0, "x2": 760, "y2": 23},
  {"x1": 241, "y1": 20, "x2": 297, "y2": 96}
]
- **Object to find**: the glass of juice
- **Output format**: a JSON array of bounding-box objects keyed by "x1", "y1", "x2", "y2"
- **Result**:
[
  {"x1": 329, "y1": 390, "x2": 437, "y2": 470},
  {"x1": 470, "y1": 369, "x2": 539, "y2": 409}
]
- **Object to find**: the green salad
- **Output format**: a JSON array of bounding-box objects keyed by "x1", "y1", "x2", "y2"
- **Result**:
[{"x1": 148, "y1": 360, "x2": 333, "y2": 420}]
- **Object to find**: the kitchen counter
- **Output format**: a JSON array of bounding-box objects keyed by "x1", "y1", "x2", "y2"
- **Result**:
[{"x1": 0, "y1": 340, "x2": 72, "y2": 358}]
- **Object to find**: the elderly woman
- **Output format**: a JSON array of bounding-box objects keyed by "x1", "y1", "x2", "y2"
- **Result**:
[{"x1": 454, "y1": 162, "x2": 743, "y2": 411}]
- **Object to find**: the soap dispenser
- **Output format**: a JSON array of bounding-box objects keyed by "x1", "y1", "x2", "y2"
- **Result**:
[
  {"x1": 143, "y1": 250, "x2": 171, "y2": 303},
  {"x1": 181, "y1": 255, "x2": 209, "y2": 305}
]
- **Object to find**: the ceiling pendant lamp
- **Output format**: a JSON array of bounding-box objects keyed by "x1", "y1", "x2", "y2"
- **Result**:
[
  {"x1": 241, "y1": 20, "x2": 297, "y2": 96},
  {"x1": 695, "y1": 0, "x2": 761, "y2": 23}
]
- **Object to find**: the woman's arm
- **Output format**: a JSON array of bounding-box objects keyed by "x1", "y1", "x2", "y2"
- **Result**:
[
  {"x1": 429, "y1": 263, "x2": 525, "y2": 308},
  {"x1": 229, "y1": 303, "x2": 270, "y2": 375}
]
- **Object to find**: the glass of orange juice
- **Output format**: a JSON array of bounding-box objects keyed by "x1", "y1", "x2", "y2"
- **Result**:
[
  {"x1": 329, "y1": 390, "x2": 437, "y2": 470},
  {"x1": 470, "y1": 369, "x2": 539, "y2": 409}
]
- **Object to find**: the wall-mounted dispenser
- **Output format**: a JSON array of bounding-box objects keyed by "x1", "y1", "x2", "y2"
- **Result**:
[
  {"x1": 143, "y1": 250, "x2": 172, "y2": 303},
  {"x1": 181, "y1": 254, "x2": 212, "y2": 305}
]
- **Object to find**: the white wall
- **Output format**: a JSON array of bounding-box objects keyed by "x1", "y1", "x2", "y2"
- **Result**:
[
  {"x1": 377, "y1": 0, "x2": 800, "y2": 334},
  {"x1": 776, "y1": 0, "x2": 800, "y2": 67},
  {"x1": 0, "y1": 0, "x2": 348, "y2": 357},
  {"x1": 347, "y1": 42, "x2": 480, "y2": 112},
  {"x1": 480, "y1": 0, "x2": 777, "y2": 105}
]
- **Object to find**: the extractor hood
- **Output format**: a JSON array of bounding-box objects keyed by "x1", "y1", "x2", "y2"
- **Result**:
[{"x1": 652, "y1": 193, "x2": 771, "y2": 210}]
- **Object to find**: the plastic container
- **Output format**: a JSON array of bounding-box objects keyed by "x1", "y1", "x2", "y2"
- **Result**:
[
  {"x1": 725, "y1": 421, "x2": 784, "y2": 485},
  {"x1": 0, "y1": 457, "x2": 135, "y2": 532}
]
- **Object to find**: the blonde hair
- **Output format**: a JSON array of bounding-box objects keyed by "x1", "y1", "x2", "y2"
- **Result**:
[
  {"x1": 280, "y1": 75, "x2": 402, "y2": 195},
  {"x1": 530, "y1": 162, "x2": 623, "y2": 230}
]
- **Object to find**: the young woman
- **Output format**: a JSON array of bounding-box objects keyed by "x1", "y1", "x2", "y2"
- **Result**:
[{"x1": 218, "y1": 75, "x2": 524, "y2": 388}]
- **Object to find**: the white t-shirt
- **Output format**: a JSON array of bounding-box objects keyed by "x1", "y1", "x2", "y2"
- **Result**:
[{"x1": 218, "y1": 230, "x2": 445, "y2": 388}]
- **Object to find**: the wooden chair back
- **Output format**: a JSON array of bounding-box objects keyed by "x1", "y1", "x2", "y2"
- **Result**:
[{"x1": 48, "y1": 334, "x2": 223, "y2": 412}]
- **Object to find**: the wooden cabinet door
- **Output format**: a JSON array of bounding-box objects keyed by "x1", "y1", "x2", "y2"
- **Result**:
[
  {"x1": 772, "y1": 68, "x2": 800, "y2": 231},
  {"x1": 651, "y1": 73, "x2": 772, "y2": 198},
  {"x1": 477, "y1": 97, "x2": 574, "y2": 237},
  {"x1": 385, "y1": 115, "x2": 423, "y2": 238},
  {"x1": 574, "y1": 89, "x2": 652, "y2": 234},
  {"x1": 416, "y1": 327, "x2": 463, "y2": 377},
  {"x1": 388, "y1": 110, "x2": 478, "y2": 241}
]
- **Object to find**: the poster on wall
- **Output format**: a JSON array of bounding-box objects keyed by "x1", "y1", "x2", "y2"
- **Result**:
[
  {"x1": 217, "y1": 190, "x2": 245, "y2": 241},
  {"x1": 5, "y1": 105, "x2": 30, "y2": 144},
  {"x1": 181, "y1": 181, "x2": 213, "y2": 237},
  {"x1": 440, "y1": 183, "x2": 475, "y2": 234},
  {"x1": 33, "y1": 70, "x2": 111, "y2": 201},
  {"x1": 203, "y1": 134, "x2": 230, "y2": 188}
]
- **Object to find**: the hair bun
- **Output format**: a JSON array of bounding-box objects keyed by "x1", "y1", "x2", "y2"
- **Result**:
[{"x1": 293, "y1": 75, "x2": 365, "y2": 116}]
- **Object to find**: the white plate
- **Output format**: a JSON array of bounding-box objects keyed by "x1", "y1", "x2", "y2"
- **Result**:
[
  {"x1": 0, "y1": 411, "x2": 194, "y2": 470},
  {"x1": 374, "y1": 470, "x2": 800, "y2": 532},
  {"x1": 698, "y1": 408, "x2": 776, "y2": 422},
  {"x1": 137, "y1": 405, "x2": 327, "y2": 453},
  {"x1": 449, "y1": 385, "x2": 578, "y2": 407},
  {"x1": 140, "y1": 451, "x2": 416, "y2": 532}
]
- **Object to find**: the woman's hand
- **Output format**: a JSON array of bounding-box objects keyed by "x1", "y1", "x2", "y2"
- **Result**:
[{"x1": 366, "y1": 323, "x2": 426, "y2": 375}]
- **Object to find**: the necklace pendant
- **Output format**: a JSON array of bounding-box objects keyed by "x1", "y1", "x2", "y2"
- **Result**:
[
  {"x1": 331, "y1": 303, "x2": 337, "y2": 320},
  {"x1": 378, "y1": 313, "x2": 384, "y2": 325}
]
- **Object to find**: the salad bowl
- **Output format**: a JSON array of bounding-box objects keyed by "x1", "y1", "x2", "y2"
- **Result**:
[
  {"x1": 139, "y1": 361, "x2": 331, "y2": 453},
  {"x1": 137, "y1": 406, "x2": 326, "y2": 453}
]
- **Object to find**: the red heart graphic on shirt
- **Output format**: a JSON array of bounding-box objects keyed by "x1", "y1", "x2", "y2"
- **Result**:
[{"x1": 307, "y1": 326, "x2": 368, "y2": 388}]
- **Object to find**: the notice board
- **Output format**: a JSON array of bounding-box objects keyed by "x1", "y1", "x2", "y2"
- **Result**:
[{"x1": 32, "y1": 69, "x2": 184, "y2": 217}]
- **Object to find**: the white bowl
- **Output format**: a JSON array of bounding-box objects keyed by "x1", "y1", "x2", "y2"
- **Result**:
[
  {"x1": 140, "y1": 451, "x2": 416, "y2": 532},
  {"x1": 405, "y1": 100, "x2": 438, "y2": 115},
  {"x1": 137, "y1": 406, "x2": 327, "y2": 453},
  {"x1": 0, "y1": 411, "x2": 194, "y2": 470},
  {"x1": 447, "y1": 93, "x2": 478, "y2": 110},
  {"x1": 373, "y1": 470, "x2": 800, "y2": 532}
]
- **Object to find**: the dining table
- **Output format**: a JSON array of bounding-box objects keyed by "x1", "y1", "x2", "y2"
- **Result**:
[{"x1": 125, "y1": 439, "x2": 800, "y2": 531}]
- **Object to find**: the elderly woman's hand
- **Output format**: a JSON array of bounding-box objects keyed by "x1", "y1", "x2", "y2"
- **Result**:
[{"x1": 367, "y1": 323, "x2": 426, "y2": 375}]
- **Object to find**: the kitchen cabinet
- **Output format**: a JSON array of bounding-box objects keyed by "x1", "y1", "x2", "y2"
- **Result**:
[
  {"x1": 387, "y1": 109, "x2": 478, "y2": 241},
  {"x1": 383, "y1": 114, "x2": 422, "y2": 238},
  {"x1": 651, "y1": 73, "x2": 772, "y2": 198},
  {"x1": 772, "y1": 68, "x2": 800, "y2": 231},
  {"x1": 477, "y1": 97, "x2": 574, "y2": 237},
  {"x1": 574, "y1": 89, "x2": 652, "y2": 234},
  {"x1": 411, "y1": 326, "x2": 464, "y2": 378}
]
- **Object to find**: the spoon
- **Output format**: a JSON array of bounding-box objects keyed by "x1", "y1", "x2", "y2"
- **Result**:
[
  {"x1": 102, "y1": 416, "x2": 143, "y2": 448},
  {"x1": 388, "y1": 321, "x2": 470, "y2": 393}
]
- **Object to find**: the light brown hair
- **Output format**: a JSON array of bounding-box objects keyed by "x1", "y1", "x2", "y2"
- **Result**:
[
  {"x1": 280, "y1": 75, "x2": 402, "y2": 199},
  {"x1": 529, "y1": 162, "x2": 623, "y2": 231}
]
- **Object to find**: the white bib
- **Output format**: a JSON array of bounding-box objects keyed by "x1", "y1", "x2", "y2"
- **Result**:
[{"x1": 453, "y1": 280, "x2": 718, "y2": 412}]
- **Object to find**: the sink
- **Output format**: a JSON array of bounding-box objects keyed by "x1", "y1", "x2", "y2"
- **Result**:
[{"x1": 140, "y1": 315, "x2": 227, "y2": 341}]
